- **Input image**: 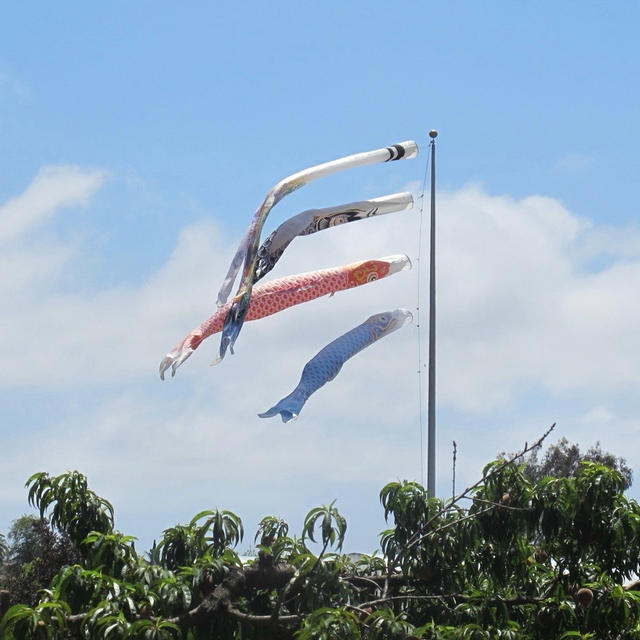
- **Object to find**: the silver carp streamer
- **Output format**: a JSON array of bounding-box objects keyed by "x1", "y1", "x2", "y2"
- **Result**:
[
  {"x1": 253, "y1": 192, "x2": 413, "y2": 282},
  {"x1": 217, "y1": 141, "x2": 418, "y2": 362}
]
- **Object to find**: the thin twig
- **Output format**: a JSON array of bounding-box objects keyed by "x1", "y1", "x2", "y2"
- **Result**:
[
  {"x1": 360, "y1": 592, "x2": 546, "y2": 609},
  {"x1": 376, "y1": 425, "x2": 556, "y2": 593},
  {"x1": 465, "y1": 496, "x2": 533, "y2": 512},
  {"x1": 402, "y1": 424, "x2": 556, "y2": 557},
  {"x1": 452, "y1": 440, "x2": 457, "y2": 501},
  {"x1": 340, "y1": 574, "x2": 383, "y2": 591}
]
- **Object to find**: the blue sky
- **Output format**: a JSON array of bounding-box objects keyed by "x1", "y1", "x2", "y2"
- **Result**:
[{"x1": 1, "y1": 2, "x2": 639, "y2": 554}]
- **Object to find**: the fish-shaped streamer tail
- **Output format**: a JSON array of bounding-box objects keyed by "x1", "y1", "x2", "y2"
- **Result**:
[
  {"x1": 160, "y1": 255, "x2": 411, "y2": 379},
  {"x1": 259, "y1": 308, "x2": 413, "y2": 422},
  {"x1": 217, "y1": 141, "x2": 418, "y2": 361},
  {"x1": 254, "y1": 192, "x2": 413, "y2": 282}
]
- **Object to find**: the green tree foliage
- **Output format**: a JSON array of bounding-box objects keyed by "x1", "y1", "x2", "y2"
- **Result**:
[
  {"x1": 26, "y1": 471, "x2": 115, "y2": 547},
  {"x1": 0, "y1": 533, "x2": 7, "y2": 565},
  {"x1": 516, "y1": 437, "x2": 633, "y2": 489},
  {"x1": 0, "y1": 516, "x2": 80, "y2": 609},
  {"x1": 2, "y1": 426, "x2": 640, "y2": 639}
]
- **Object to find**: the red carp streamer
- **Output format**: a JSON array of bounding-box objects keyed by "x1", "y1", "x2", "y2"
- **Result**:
[{"x1": 160, "y1": 254, "x2": 410, "y2": 379}]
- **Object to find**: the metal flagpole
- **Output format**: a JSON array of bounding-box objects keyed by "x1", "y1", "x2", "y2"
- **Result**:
[{"x1": 427, "y1": 129, "x2": 438, "y2": 498}]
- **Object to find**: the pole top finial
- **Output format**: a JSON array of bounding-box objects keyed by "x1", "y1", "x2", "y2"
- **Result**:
[{"x1": 429, "y1": 130, "x2": 438, "y2": 139}]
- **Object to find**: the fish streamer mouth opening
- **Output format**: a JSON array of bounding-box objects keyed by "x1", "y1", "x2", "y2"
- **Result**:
[
  {"x1": 370, "y1": 308, "x2": 414, "y2": 334},
  {"x1": 380, "y1": 254, "x2": 412, "y2": 275},
  {"x1": 387, "y1": 308, "x2": 414, "y2": 331}
]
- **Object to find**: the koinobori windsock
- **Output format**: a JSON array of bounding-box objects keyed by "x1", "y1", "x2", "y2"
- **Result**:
[
  {"x1": 217, "y1": 141, "x2": 419, "y2": 362},
  {"x1": 160, "y1": 255, "x2": 411, "y2": 379},
  {"x1": 259, "y1": 308, "x2": 413, "y2": 423},
  {"x1": 253, "y1": 192, "x2": 413, "y2": 282}
]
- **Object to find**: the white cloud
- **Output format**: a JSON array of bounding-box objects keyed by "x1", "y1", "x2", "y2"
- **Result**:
[
  {"x1": 579, "y1": 405, "x2": 615, "y2": 425},
  {"x1": 574, "y1": 223, "x2": 640, "y2": 262},
  {"x1": 0, "y1": 242, "x2": 75, "y2": 294},
  {"x1": 4, "y1": 170, "x2": 640, "y2": 416},
  {"x1": 435, "y1": 185, "x2": 640, "y2": 411},
  {"x1": 2, "y1": 171, "x2": 640, "y2": 551},
  {"x1": 0, "y1": 166, "x2": 107, "y2": 245}
]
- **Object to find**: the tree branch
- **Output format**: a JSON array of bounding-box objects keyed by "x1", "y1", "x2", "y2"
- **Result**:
[
  {"x1": 273, "y1": 541, "x2": 329, "y2": 619},
  {"x1": 402, "y1": 424, "x2": 556, "y2": 557},
  {"x1": 225, "y1": 602, "x2": 300, "y2": 625},
  {"x1": 167, "y1": 563, "x2": 299, "y2": 630},
  {"x1": 359, "y1": 592, "x2": 547, "y2": 609}
]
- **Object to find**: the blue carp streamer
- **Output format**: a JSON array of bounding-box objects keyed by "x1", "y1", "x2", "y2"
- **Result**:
[{"x1": 259, "y1": 308, "x2": 413, "y2": 423}]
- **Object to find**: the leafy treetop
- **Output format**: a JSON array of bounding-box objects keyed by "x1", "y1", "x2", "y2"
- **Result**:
[
  {"x1": 511, "y1": 437, "x2": 633, "y2": 490},
  {"x1": 2, "y1": 425, "x2": 640, "y2": 639}
]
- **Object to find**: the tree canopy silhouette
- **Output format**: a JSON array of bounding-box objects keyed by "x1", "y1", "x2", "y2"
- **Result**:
[
  {"x1": 2, "y1": 425, "x2": 640, "y2": 639},
  {"x1": 512, "y1": 436, "x2": 633, "y2": 490}
]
